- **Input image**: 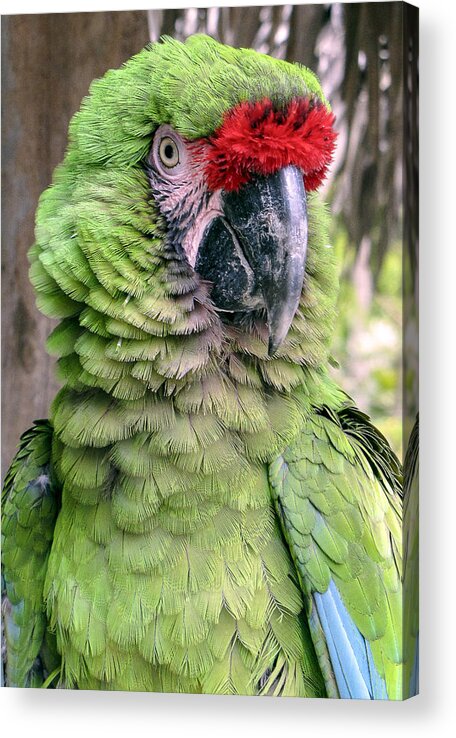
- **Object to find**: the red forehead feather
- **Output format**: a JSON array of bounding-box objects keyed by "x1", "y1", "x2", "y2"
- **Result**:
[{"x1": 205, "y1": 98, "x2": 337, "y2": 192}]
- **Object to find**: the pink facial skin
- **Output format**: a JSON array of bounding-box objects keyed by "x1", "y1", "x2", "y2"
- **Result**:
[{"x1": 147, "y1": 125, "x2": 222, "y2": 267}]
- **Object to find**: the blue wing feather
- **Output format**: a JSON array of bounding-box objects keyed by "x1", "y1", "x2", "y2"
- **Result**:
[{"x1": 314, "y1": 580, "x2": 388, "y2": 700}]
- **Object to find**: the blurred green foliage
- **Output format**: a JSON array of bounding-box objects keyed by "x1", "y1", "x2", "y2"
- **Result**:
[{"x1": 330, "y1": 219, "x2": 402, "y2": 458}]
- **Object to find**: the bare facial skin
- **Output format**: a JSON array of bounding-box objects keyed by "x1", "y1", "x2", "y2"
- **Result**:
[{"x1": 147, "y1": 125, "x2": 222, "y2": 266}]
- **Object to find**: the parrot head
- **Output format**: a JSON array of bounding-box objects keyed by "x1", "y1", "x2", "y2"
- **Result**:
[
  {"x1": 33, "y1": 35, "x2": 339, "y2": 385},
  {"x1": 135, "y1": 36, "x2": 337, "y2": 356},
  {"x1": 145, "y1": 89, "x2": 336, "y2": 355}
]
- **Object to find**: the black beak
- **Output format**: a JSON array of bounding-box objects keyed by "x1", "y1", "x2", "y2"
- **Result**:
[{"x1": 196, "y1": 165, "x2": 308, "y2": 356}]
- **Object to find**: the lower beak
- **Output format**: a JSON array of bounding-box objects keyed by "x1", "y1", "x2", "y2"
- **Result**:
[{"x1": 196, "y1": 165, "x2": 308, "y2": 355}]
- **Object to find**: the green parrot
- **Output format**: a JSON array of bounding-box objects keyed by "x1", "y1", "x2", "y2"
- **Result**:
[{"x1": 2, "y1": 35, "x2": 409, "y2": 699}]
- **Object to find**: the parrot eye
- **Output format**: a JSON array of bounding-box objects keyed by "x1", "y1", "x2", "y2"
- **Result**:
[
  {"x1": 150, "y1": 125, "x2": 187, "y2": 177},
  {"x1": 158, "y1": 137, "x2": 180, "y2": 168}
]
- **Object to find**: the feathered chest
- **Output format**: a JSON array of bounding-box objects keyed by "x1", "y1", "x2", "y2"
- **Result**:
[{"x1": 43, "y1": 378, "x2": 323, "y2": 695}]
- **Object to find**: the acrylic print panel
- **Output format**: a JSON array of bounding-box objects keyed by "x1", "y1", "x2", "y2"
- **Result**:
[{"x1": 1, "y1": 2, "x2": 418, "y2": 699}]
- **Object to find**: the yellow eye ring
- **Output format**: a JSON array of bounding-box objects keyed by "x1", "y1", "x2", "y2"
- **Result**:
[{"x1": 158, "y1": 136, "x2": 180, "y2": 168}]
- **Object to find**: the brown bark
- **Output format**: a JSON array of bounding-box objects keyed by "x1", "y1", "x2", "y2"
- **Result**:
[
  {"x1": 228, "y1": 6, "x2": 262, "y2": 50},
  {"x1": 1, "y1": 11, "x2": 149, "y2": 474},
  {"x1": 286, "y1": 3, "x2": 326, "y2": 69}
]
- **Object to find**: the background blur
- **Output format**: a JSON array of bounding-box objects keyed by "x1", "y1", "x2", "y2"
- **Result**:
[{"x1": 1, "y1": 2, "x2": 412, "y2": 473}]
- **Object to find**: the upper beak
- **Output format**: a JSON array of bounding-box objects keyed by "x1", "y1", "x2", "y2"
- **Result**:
[
  {"x1": 195, "y1": 165, "x2": 308, "y2": 356},
  {"x1": 222, "y1": 165, "x2": 308, "y2": 356}
]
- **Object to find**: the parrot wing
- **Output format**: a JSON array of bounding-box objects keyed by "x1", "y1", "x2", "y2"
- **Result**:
[
  {"x1": 2, "y1": 420, "x2": 60, "y2": 687},
  {"x1": 402, "y1": 414, "x2": 419, "y2": 697},
  {"x1": 269, "y1": 403, "x2": 404, "y2": 700}
]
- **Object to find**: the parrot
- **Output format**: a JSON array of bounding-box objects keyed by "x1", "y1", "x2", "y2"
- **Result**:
[{"x1": 2, "y1": 34, "x2": 408, "y2": 699}]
